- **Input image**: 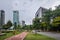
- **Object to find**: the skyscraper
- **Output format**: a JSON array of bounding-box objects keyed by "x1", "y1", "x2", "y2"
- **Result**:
[
  {"x1": 13, "y1": 10, "x2": 19, "y2": 26},
  {"x1": 13, "y1": 0, "x2": 20, "y2": 28},
  {"x1": 22, "y1": 20, "x2": 25, "y2": 27},
  {"x1": 0, "y1": 10, "x2": 5, "y2": 28}
]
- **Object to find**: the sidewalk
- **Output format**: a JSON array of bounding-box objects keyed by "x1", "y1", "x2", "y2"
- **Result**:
[{"x1": 5, "y1": 32, "x2": 28, "y2": 40}]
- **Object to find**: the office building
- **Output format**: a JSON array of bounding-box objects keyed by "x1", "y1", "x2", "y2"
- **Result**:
[
  {"x1": 13, "y1": 10, "x2": 19, "y2": 26},
  {"x1": 22, "y1": 20, "x2": 25, "y2": 27},
  {"x1": 35, "y1": 7, "x2": 48, "y2": 18},
  {"x1": 35, "y1": 7, "x2": 48, "y2": 22},
  {"x1": 0, "y1": 10, "x2": 5, "y2": 28}
]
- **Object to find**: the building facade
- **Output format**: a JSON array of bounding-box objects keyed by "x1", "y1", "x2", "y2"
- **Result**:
[
  {"x1": 0, "y1": 10, "x2": 5, "y2": 28},
  {"x1": 35, "y1": 7, "x2": 48, "y2": 22},
  {"x1": 13, "y1": 10, "x2": 19, "y2": 26},
  {"x1": 22, "y1": 20, "x2": 25, "y2": 27},
  {"x1": 35, "y1": 7, "x2": 48, "y2": 18}
]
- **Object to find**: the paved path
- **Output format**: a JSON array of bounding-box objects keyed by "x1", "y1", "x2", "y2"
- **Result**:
[
  {"x1": 5, "y1": 32, "x2": 28, "y2": 40},
  {"x1": 37, "y1": 32, "x2": 60, "y2": 40}
]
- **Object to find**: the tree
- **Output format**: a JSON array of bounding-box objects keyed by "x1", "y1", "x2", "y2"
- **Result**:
[
  {"x1": 42, "y1": 9, "x2": 52, "y2": 31},
  {"x1": 40, "y1": 22, "x2": 47, "y2": 31},
  {"x1": 16, "y1": 25, "x2": 21, "y2": 30},
  {"x1": 2, "y1": 20, "x2": 12, "y2": 30},
  {"x1": 32, "y1": 18, "x2": 41, "y2": 34},
  {"x1": 2, "y1": 24, "x2": 8, "y2": 29},
  {"x1": 51, "y1": 6, "x2": 60, "y2": 32},
  {"x1": 52, "y1": 16, "x2": 60, "y2": 31},
  {"x1": 7, "y1": 20, "x2": 12, "y2": 27},
  {"x1": 52, "y1": 8, "x2": 60, "y2": 17},
  {"x1": 22, "y1": 25, "x2": 31, "y2": 31},
  {"x1": 33, "y1": 18, "x2": 40, "y2": 30},
  {"x1": 14, "y1": 22, "x2": 17, "y2": 30}
]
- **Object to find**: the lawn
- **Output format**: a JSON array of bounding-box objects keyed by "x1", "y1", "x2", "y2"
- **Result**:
[
  {"x1": 24, "y1": 33, "x2": 56, "y2": 40},
  {"x1": 0, "y1": 30, "x2": 21, "y2": 40}
]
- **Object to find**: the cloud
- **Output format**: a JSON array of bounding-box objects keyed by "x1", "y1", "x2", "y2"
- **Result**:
[
  {"x1": 50, "y1": 0, "x2": 60, "y2": 9},
  {"x1": 12, "y1": 0, "x2": 20, "y2": 10},
  {"x1": 0, "y1": 0, "x2": 60, "y2": 24}
]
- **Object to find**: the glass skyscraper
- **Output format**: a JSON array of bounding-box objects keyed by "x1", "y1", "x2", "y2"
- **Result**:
[{"x1": 13, "y1": 10, "x2": 19, "y2": 26}]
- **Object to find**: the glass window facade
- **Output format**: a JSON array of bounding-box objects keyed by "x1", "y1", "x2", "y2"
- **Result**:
[{"x1": 13, "y1": 10, "x2": 19, "y2": 25}]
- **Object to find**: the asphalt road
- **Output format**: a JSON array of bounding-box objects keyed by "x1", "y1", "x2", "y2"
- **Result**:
[{"x1": 37, "y1": 32, "x2": 60, "y2": 40}]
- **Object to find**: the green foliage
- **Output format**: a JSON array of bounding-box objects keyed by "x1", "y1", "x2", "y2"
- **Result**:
[
  {"x1": 52, "y1": 8, "x2": 60, "y2": 17},
  {"x1": 7, "y1": 20, "x2": 12, "y2": 27},
  {"x1": 33, "y1": 18, "x2": 40, "y2": 30},
  {"x1": 14, "y1": 22, "x2": 17, "y2": 29},
  {"x1": 2, "y1": 24, "x2": 8, "y2": 29},
  {"x1": 2, "y1": 20, "x2": 12, "y2": 29},
  {"x1": 16, "y1": 25, "x2": 21, "y2": 30},
  {"x1": 22, "y1": 25, "x2": 32, "y2": 30},
  {"x1": 43, "y1": 9, "x2": 52, "y2": 23},
  {"x1": 41, "y1": 9, "x2": 52, "y2": 31},
  {"x1": 41, "y1": 22, "x2": 47, "y2": 27},
  {"x1": 52, "y1": 16, "x2": 60, "y2": 27}
]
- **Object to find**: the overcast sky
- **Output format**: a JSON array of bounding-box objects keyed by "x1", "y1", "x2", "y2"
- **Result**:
[{"x1": 0, "y1": 0, "x2": 60, "y2": 25}]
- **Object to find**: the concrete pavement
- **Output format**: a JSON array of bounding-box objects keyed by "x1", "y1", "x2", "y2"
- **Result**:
[{"x1": 37, "y1": 32, "x2": 60, "y2": 40}]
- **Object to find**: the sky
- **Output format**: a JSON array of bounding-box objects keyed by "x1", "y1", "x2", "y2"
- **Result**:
[{"x1": 0, "y1": 0, "x2": 60, "y2": 25}]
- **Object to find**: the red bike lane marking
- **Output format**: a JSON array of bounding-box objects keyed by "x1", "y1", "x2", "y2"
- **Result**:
[{"x1": 5, "y1": 32, "x2": 28, "y2": 40}]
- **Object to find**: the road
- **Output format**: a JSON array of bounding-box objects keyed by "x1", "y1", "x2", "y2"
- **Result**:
[{"x1": 37, "y1": 32, "x2": 60, "y2": 40}]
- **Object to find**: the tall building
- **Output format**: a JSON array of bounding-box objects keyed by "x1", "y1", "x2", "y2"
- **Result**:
[
  {"x1": 22, "y1": 20, "x2": 25, "y2": 27},
  {"x1": 35, "y1": 7, "x2": 48, "y2": 18},
  {"x1": 13, "y1": 10, "x2": 19, "y2": 26},
  {"x1": 0, "y1": 10, "x2": 5, "y2": 28},
  {"x1": 35, "y1": 7, "x2": 48, "y2": 22},
  {"x1": 13, "y1": 0, "x2": 20, "y2": 27}
]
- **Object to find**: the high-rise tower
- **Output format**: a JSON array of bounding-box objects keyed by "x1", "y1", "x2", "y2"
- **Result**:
[
  {"x1": 13, "y1": 0, "x2": 19, "y2": 27},
  {"x1": 13, "y1": 10, "x2": 19, "y2": 25},
  {"x1": 0, "y1": 10, "x2": 5, "y2": 29}
]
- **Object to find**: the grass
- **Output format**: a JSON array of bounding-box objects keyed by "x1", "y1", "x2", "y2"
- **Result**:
[
  {"x1": 0, "y1": 30, "x2": 21, "y2": 40},
  {"x1": 24, "y1": 33, "x2": 56, "y2": 40}
]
